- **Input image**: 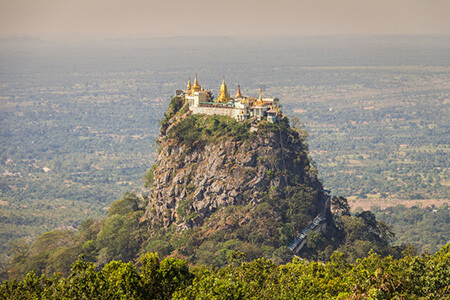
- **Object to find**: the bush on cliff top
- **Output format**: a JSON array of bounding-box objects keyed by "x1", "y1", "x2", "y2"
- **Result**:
[{"x1": 166, "y1": 114, "x2": 251, "y2": 151}]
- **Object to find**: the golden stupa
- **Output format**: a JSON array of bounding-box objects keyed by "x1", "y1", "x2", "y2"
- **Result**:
[
  {"x1": 187, "y1": 77, "x2": 192, "y2": 90},
  {"x1": 235, "y1": 85, "x2": 243, "y2": 99},
  {"x1": 191, "y1": 74, "x2": 201, "y2": 96},
  {"x1": 217, "y1": 76, "x2": 230, "y2": 103},
  {"x1": 254, "y1": 87, "x2": 264, "y2": 106}
]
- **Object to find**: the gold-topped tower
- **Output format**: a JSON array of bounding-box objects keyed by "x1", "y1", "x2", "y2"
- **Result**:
[
  {"x1": 187, "y1": 77, "x2": 192, "y2": 91},
  {"x1": 235, "y1": 85, "x2": 243, "y2": 99},
  {"x1": 217, "y1": 76, "x2": 230, "y2": 103},
  {"x1": 191, "y1": 74, "x2": 201, "y2": 95},
  {"x1": 255, "y1": 87, "x2": 264, "y2": 106}
]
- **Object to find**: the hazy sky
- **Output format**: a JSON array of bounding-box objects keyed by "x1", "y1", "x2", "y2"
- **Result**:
[{"x1": 1, "y1": 0, "x2": 449, "y2": 39}]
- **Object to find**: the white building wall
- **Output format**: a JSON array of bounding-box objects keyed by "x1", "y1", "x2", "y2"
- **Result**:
[
  {"x1": 191, "y1": 106, "x2": 250, "y2": 121},
  {"x1": 191, "y1": 106, "x2": 236, "y2": 118},
  {"x1": 186, "y1": 93, "x2": 277, "y2": 122}
]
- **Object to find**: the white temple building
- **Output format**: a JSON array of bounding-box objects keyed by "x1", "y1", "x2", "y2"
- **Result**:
[{"x1": 176, "y1": 75, "x2": 282, "y2": 123}]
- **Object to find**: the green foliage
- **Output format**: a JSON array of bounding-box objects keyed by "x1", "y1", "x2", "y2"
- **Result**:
[
  {"x1": 160, "y1": 96, "x2": 185, "y2": 129},
  {"x1": 145, "y1": 238, "x2": 174, "y2": 258},
  {"x1": 176, "y1": 197, "x2": 194, "y2": 221},
  {"x1": 90, "y1": 194, "x2": 438, "y2": 272},
  {"x1": 7, "y1": 230, "x2": 77, "y2": 279},
  {"x1": 96, "y1": 211, "x2": 143, "y2": 265},
  {"x1": 139, "y1": 253, "x2": 193, "y2": 300},
  {"x1": 1, "y1": 253, "x2": 193, "y2": 300},
  {"x1": 6, "y1": 192, "x2": 148, "y2": 279},
  {"x1": 143, "y1": 164, "x2": 157, "y2": 189},
  {"x1": 266, "y1": 169, "x2": 276, "y2": 179},
  {"x1": 102, "y1": 260, "x2": 142, "y2": 299},
  {"x1": 138, "y1": 184, "x2": 323, "y2": 267},
  {"x1": 330, "y1": 196, "x2": 351, "y2": 217},
  {"x1": 2, "y1": 245, "x2": 450, "y2": 299},
  {"x1": 373, "y1": 204, "x2": 450, "y2": 253},
  {"x1": 108, "y1": 192, "x2": 144, "y2": 217},
  {"x1": 257, "y1": 116, "x2": 291, "y2": 134},
  {"x1": 166, "y1": 114, "x2": 250, "y2": 152},
  {"x1": 95, "y1": 192, "x2": 146, "y2": 265},
  {"x1": 174, "y1": 245, "x2": 450, "y2": 299}
]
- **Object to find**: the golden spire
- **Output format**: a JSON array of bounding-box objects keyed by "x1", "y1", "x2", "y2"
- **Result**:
[
  {"x1": 187, "y1": 77, "x2": 191, "y2": 90},
  {"x1": 191, "y1": 73, "x2": 201, "y2": 95},
  {"x1": 217, "y1": 75, "x2": 230, "y2": 103},
  {"x1": 194, "y1": 74, "x2": 199, "y2": 87},
  {"x1": 255, "y1": 86, "x2": 264, "y2": 106},
  {"x1": 235, "y1": 85, "x2": 243, "y2": 98},
  {"x1": 221, "y1": 76, "x2": 227, "y2": 93}
]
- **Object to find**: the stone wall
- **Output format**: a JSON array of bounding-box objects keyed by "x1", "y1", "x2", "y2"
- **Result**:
[{"x1": 191, "y1": 106, "x2": 240, "y2": 119}]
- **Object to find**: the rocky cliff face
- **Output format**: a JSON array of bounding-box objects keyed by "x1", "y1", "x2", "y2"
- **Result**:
[{"x1": 144, "y1": 98, "x2": 327, "y2": 232}]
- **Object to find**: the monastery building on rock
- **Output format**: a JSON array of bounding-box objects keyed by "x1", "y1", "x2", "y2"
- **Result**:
[{"x1": 176, "y1": 75, "x2": 282, "y2": 123}]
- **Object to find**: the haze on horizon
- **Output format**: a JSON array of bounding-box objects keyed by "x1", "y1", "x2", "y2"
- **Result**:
[{"x1": 1, "y1": 0, "x2": 449, "y2": 41}]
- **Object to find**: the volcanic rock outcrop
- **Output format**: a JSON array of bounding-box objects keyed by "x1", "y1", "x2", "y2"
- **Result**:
[{"x1": 144, "y1": 97, "x2": 328, "y2": 232}]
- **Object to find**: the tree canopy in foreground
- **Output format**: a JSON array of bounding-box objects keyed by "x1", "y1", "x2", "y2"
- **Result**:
[{"x1": 2, "y1": 244, "x2": 449, "y2": 299}]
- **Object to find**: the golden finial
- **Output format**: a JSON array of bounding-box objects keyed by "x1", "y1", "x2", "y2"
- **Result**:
[
  {"x1": 221, "y1": 76, "x2": 227, "y2": 91},
  {"x1": 235, "y1": 85, "x2": 243, "y2": 98},
  {"x1": 191, "y1": 73, "x2": 201, "y2": 95},
  {"x1": 254, "y1": 86, "x2": 264, "y2": 106},
  {"x1": 194, "y1": 74, "x2": 200, "y2": 87},
  {"x1": 187, "y1": 77, "x2": 191, "y2": 90},
  {"x1": 220, "y1": 76, "x2": 227, "y2": 93},
  {"x1": 218, "y1": 75, "x2": 230, "y2": 103}
]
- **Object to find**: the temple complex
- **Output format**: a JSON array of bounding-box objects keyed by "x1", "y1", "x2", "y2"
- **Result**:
[{"x1": 176, "y1": 75, "x2": 282, "y2": 123}]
